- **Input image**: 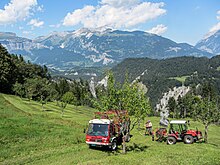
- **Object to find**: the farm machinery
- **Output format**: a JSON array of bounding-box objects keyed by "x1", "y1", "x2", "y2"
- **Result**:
[
  {"x1": 155, "y1": 120, "x2": 203, "y2": 145},
  {"x1": 85, "y1": 110, "x2": 131, "y2": 150}
]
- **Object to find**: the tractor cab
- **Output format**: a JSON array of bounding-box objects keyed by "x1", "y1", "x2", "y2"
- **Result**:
[{"x1": 169, "y1": 120, "x2": 188, "y2": 140}]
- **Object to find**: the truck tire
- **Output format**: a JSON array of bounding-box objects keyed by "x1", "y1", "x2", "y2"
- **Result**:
[
  {"x1": 167, "y1": 136, "x2": 176, "y2": 145},
  {"x1": 111, "y1": 140, "x2": 117, "y2": 151},
  {"x1": 184, "y1": 135, "x2": 194, "y2": 144}
]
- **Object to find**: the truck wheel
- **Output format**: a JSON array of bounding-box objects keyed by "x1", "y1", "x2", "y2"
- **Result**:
[
  {"x1": 111, "y1": 140, "x2": 117, "y2": 151},
  {"x1": 184, "y1": 135, "x2": 194, "y2": 144},
  {"x1": 167, "y1": 136, "x2": 176, "y2": 145}
]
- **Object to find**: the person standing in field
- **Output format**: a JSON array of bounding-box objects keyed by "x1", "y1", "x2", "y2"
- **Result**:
[{"x1": 145, "y1": 120, "x2": 153, "y2": 135}]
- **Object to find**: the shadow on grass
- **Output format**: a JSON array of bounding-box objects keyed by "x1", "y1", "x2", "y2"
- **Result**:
[
  {"x1": 207, "y1": 142, "x2": 219, "y2": 147},
  {"x1": 44, "y1": 109, "x2": 53, "y2": 112},
  {"x1": 126, "y1": 143, "x2": 149, "y2": 152},
  {"x1": 88, "y1": 142, "x2": 149, "y2": 156},
  {"x1": 137, "y1": 128, "x2": 145, "y2": 131}
]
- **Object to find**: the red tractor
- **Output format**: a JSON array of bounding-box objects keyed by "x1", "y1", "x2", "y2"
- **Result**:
[{"x1": 155, "y1": 120, "x2": 203, "y2": 145}]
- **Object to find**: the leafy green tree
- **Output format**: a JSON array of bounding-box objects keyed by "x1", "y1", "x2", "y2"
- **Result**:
[
  {"x1": 13, "y1": 82, "x2": 25, "y2": 98},
  {"x1": 193, "y1": 97, "x2": 220, "y2": 143},
  {"x1": 24, "y1": 77, "x2": 51, "y2": 103},
  {"x1": 62, "y1": 91, "x2": 76, "y2": 104},
  {"x1": 49, "y1": 83, "x2": 60, "y2": 102},
  {"x1": 24, "y1": 78, "x2": 36, "y2": 100},
  {"x1": 191, "y1": 82, "x2": 220, "y2": 143},
  {"x1": 58, "y1": 101, "x2": 67, "y2": 117},
  {"x1": 94, "y1": 72, "x2": 151, "y2": 124},
  {"x1": 93, "y1": 72, "x2": 151, "y2": 153},
  {"x1": 58, "y1": 91, "x2": 77, "y2": 117}
]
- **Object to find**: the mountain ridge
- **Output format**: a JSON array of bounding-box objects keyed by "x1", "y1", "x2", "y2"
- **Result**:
[
  {"x1": 0, "y1": 28, "x2": 213, "y2": 71},
  {"x1": 196, "y1": 29, "x2": 220, "y2": 55}
]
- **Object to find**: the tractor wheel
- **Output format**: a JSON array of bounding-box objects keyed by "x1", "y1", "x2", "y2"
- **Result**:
[
  {"x1": 111, "y1": 140, "x2": 117, "y2": 151},
  {"x1": 167, "y1": 136, "x2": 176, "y2": 145},
  {"x1": 184, "y1": 135, "x2": 194, "y2": 144}
]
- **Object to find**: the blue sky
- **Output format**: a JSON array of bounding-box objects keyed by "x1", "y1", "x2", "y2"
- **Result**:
[{"x1": 0, "y1": 0, "x2": 220, "y2": 45}]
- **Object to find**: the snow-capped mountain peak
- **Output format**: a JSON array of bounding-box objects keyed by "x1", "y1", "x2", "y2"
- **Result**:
[
  {"x1": 196, "y1": 29, "x2": 220, "y2": 55},
  {"x1": 0, "y1": 29, "x2": 214, "y2": 71}
]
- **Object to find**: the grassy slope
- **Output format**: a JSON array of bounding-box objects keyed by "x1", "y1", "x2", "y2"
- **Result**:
[
  {"x1": 169, "y1": 76, "x2": 190, "y2": 83},
  {"x1": 0, "y1": 94, "x2": 220, "y2": 165}
]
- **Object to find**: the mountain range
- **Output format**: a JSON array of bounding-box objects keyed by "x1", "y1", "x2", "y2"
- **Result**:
[{"x1": 0, "y1": 28, "x2": 215, "y2": 73}]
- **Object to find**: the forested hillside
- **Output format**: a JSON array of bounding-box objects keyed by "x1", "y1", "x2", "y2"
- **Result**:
[
  {"x1": 0, "y1": 44, "x2": 93, "y2": 107},
  {"x1": 112, "y1": 56, "x2": 220, "y2": 106}
]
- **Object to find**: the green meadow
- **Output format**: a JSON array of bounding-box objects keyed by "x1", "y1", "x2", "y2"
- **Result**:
[
  {"x1": 0, "y1": 94, "x2": 220, "y2": 165},
  {"x1": 169, "y1": 76, "x2": 190, "y2": 83}
]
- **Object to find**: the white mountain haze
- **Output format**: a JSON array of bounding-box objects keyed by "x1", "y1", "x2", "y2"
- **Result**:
[{"x1": 0, "y1": 28, "x2": 214, "y2": 72}]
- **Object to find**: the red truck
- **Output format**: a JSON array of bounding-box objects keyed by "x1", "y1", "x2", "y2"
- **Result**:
[{"x1": 85, "y1": 110, "x2": 131, "y2": 150}]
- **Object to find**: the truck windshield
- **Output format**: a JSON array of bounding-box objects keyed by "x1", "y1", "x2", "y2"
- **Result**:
[{"x1": 87, "y1": 124, "x2": 109, "y2": 136}]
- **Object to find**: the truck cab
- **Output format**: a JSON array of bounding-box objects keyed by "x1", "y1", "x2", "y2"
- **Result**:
[
  {"x1": 86, "y1": 119, "x2": 119, "y2": 150},
  {"x1": 85, "y1": 110, "x2": 130, "y2": 150}
]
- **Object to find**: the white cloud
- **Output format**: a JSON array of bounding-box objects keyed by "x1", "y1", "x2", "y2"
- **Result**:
[
  {"x1": 100, "y1": 0, "x2": 139, "y2": 8},
  {"x1": 22, "y1": 30, "x2": 32, "y2": 35},
  {"x1": 63, "y1": 0, "x2": 166, "y2": 29},
  {"x1": 36, "y1": 5, "x2": 44, "y2": 12},
  {"x1": 147, "y1": 24, "x2": 167, "y2": 35},
  {"x1": 49, "y1": 24, "x2": 61, "y2": 28},
  {"x1": 63, "y1": 6, "x2": 95, "y2": 26},
  {"x1": 205, "y1": 10, "x2": 220, "y2": 38},
  {"x1": 217, "y1": 10, "x2": 220, "y2": 20},
  {"x1": 0, "y1": 0, "x2": 38, "y2": 25},
  {"x1": 207, "y1": 22, "x2": 220, "y2": 35},
  {"x1": 28, "y1": 19, "x2": 44, "y2": 27}
]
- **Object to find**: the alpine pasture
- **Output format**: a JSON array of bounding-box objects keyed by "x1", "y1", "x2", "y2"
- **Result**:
[{"x1": 0, "y1": 94, "x2": 220, "y2": 165}]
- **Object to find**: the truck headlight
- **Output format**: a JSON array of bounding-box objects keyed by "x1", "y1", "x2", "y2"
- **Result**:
[{"x1": 102, "y1": 138, "x2": 108, "y2": 142}]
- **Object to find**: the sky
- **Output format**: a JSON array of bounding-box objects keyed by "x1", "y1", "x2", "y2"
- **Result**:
[{"x1": 0, "y1": 0, "x2": 220, "y2": 45}]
